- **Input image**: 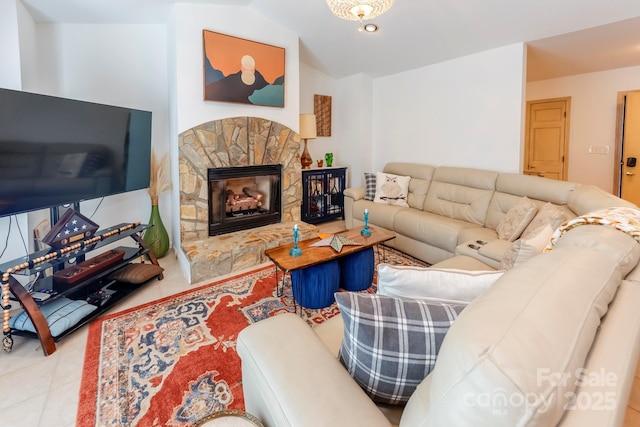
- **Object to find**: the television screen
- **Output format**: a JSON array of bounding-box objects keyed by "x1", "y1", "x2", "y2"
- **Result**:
[{"x1": 0, "y1": 88, "x2": 152, "y2": 217}]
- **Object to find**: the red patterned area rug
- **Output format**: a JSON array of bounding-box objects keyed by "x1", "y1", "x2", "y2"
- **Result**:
[{"x1": 77, "y1": 247, "x2": 427, "y2": 426}]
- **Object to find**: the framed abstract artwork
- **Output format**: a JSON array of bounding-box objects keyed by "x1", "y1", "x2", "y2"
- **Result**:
[{"x1": 202, "y1": 30, "x2": 285, "y2": 107}]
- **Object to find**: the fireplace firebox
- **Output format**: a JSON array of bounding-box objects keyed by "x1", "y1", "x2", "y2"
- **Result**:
[{"x1": 208, "y1": 165, "x2": 282, "y2": 236}]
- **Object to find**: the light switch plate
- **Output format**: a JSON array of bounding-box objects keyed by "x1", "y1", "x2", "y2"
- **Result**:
[{"x1": 588, "y1": 145, "x2": 610, "y2": 154}]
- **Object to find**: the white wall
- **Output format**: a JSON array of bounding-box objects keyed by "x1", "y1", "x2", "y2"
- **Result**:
[
  {"x1": 299, "y1": 63, "x2": 338, "y2": 170},
  {"x1": 527, "y1": 65, "x2": 640, "y2": 192},
  {"x1": 0, "y1": 0, "x2": 30, "y2": 264},
  {"x1": 299, "y1": 63, "x2": 373, "y2": 187},
  {"x1": 16, "y1": 0, "x2": 37, "y2": 90},
  {"x1": 0, "y1": 0, "x2": 21, "y2": 90},
  {"x1": 373, "y1": 43, "x2": 527, "y2": 174},
  {"x1": 334, "y1": 73, "x2": 374, "y2": 188}
]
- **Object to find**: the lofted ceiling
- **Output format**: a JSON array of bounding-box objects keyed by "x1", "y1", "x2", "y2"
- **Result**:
[{"x1": 20, "y1": 0, "x2": 640, "y2": 81}]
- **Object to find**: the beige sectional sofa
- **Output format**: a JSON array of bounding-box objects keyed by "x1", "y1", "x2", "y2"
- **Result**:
[
  {"x1": 236, "y1": 163, "x2": 640, "y2": 427},
  {"x1": 344, "y1": 162, "x2": 635, "y2": 268}
]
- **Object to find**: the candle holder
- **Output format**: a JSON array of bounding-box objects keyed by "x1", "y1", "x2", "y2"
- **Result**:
[
  {"x1": 361, "y1": 211, "x2": 372, "y2": 237},
  {"x1": 290, "y1": 226, "x2": 303, "y2": 256}
]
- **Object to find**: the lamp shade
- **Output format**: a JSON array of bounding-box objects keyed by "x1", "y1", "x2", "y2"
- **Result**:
[{"x1": 299, "y1": 114, "x2": 317, "y2": 139}]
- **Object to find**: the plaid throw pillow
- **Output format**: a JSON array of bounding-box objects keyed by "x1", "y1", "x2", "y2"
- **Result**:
[
  {"x1": 336, "y1": 292, "x2": 466, "y2": 405},
  {"x1": 364, "y1": 172, "x2": 376, "y2": 201}
]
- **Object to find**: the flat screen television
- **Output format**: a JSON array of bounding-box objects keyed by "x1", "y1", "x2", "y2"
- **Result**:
[{"x1": 0, "y1": 88, "x2": 152, "y2": 217}]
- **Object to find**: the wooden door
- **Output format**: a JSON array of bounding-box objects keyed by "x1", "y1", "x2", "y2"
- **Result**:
[
  {"x1": 620, "y1": 91, "x2": 640, "y2": 205},
  {"x1": 524, "y1": 98, "x2": 570, "y2": 180}
]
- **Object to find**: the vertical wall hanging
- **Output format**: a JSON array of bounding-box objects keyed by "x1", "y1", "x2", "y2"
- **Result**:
[{"x1": 314, "y1": 94, "x2": 332, "y2": 136}]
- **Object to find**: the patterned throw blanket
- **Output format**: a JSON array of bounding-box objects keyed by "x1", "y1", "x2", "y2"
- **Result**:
[{"x1": 544, "y1": 206, "x2": 640, "y2": 251}]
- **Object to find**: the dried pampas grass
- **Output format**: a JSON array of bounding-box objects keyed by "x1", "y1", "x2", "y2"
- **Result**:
[{"x1": 148, "y1": 150, "x2": 172, "y2": 203}]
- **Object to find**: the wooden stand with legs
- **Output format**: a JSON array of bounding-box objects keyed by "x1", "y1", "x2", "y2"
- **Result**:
[{"x1": 1, "y1": 222, "x2": 163, "y2": 356}]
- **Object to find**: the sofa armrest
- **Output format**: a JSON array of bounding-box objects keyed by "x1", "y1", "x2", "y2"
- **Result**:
[
  {"x1": 237, "y1": 313, "x2": 392, "y2": 427},
  {"x1": 344, "y1": 188, "x2": 366, "y2": 229},
  {"x1": 344, "y1": 187, "x2": 365, "y2": 201},
  {"x1": 557, "y1": 279, "x2": 640, "y2": 427}
]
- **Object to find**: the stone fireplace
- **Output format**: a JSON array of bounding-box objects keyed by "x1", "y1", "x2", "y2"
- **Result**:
[
  {"x1": 178, "y1": 117, "x2": 317, "y2": 283},
  {"x1": 208, "y1": 164, "x2": 281, "y2": 236}
]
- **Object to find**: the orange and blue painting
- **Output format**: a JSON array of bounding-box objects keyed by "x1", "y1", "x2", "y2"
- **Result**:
[{"x1": 203, "y1": 30, "x2": 285, "y2": 107}]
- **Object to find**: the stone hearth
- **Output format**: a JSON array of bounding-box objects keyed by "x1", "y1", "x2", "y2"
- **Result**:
[
  {"x1": 182, "y1": 222, "x2": 317, "y2": 284},
  {"x1": 179, "y1": 117, "x2": 316, "y2": 283}
]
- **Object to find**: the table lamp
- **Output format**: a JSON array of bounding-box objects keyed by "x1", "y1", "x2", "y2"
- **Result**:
[{"x1": 299, "y1": 114, "x2": 317, "y2": 169}]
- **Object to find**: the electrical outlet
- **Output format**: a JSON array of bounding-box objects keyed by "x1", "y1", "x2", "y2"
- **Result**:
[{"x1": 588, "y1": 145, "x2": 610, "y2": 154}]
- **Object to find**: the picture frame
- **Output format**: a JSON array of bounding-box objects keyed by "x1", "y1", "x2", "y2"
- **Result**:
[{"x1": 202, "y1": 30, "x2": 285, "y2": 107}]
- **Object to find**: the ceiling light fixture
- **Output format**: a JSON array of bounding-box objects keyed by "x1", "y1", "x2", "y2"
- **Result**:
[
  {"x1": 326, "y1": 0, "x2": 394, "y2": 22},
  {"x1": 363, "y1": 23, "x2": 378, "y2": 32}
]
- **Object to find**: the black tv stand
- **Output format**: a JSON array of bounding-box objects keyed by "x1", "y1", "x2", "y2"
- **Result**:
[{"x1": 1, "y1": 222, "x2": 163, "y2": 356}]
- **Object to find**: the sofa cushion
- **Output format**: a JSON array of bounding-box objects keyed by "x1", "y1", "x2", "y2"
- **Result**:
[
  {"x1": 567, "y1": 183, "x2": 637, "y2": 216},
  {"x1": 374, "y1": 172, "x2": 411, "y2": 207},
  {"x1": 484, "y1": 174, "x2": 575, "y2": 230},
  {"x1": 383, "y1": 162, "x2": 435, "y2": 182},
  {"x1": 405, "y1": 177, "x2": 430, "y2": 210},
  {"x1": 430, "y1": 254, "x2": 496, "y2": 271},
  {"x1": 336, "y1": 292, "x2": 466, "y2": 405},
  {"x1": 377, "y1": 263, "x2": 503, "y2": 304},
  {"x1": 501, "y1": 224, "x2": 554, "y2": 270},
  {"x1": 496, "y1": 197, "x2": 537, "y2": 241},
  {"x1": 423, "y1": 167, "x2": 497, "y2": 226},
  {"x1": 364, "y1": 172, "x2": 376, "y2": 201},
  {"x1": 496, "y1": 173, "x2": 575, "y2": 205},
  {"x1": 521, "y1": 202, "x2": 567, "y2": 239},
  {"x1": 394, "y1": 210, "x2": 478, "y2": 253},
  {"x1": 353, "y1": 199, "x2": 405, "y2": 230},
  {"x1": 424, "y1": 180, "x2": 494, "y2": 226},
  {"x1": 404, "y1": 225, "x2": 640, "y2": 426}
]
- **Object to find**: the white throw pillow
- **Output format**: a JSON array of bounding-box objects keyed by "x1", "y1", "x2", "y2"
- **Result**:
[
  {"x1": 377, "y1": 264, "x2": 504, "y2": 304},
  {"x1": 373, "y1": 172, "x2": 410, "y2": 207},
  {"x1": 496, "y1": 197, "x2": 538, "y2": 242},
  {"x1": 501, "y1": 224, "x2": 554, "y2": 270}
]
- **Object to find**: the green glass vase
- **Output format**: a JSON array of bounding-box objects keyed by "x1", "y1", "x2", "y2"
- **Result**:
[{"x1": 143, "y1": 198, "x2": 170, "y2": 258}]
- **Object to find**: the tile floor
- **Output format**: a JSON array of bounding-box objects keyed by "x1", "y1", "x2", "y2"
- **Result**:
[
  {"x1": 0, "y1": 249, "x2": 206, "y2": 427},
  {"x1": 1, "y1": 220, "x2": 639, "y2": 426}
]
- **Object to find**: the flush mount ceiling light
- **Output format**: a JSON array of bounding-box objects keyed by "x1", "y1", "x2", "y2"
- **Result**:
[
  {"x1": 326, "y1": 0, "x2": 394, "y2": 21},
  {"x1": 363, "y1": 23, "x2": 378, "y2": 32}
]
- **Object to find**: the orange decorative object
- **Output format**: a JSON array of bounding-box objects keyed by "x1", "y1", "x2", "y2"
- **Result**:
[{"x1": 301, "y1": 139, "x2": 313, "y2": 169}]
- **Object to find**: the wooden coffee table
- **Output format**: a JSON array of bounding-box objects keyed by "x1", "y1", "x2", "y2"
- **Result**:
[{"x1": 265, "y1": 227, "x2": 395, "y2": 309}]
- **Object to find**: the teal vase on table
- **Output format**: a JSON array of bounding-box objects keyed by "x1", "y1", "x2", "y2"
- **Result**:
[{"x1": 143, "y1": 197, "x2": 170, "y2": 258}]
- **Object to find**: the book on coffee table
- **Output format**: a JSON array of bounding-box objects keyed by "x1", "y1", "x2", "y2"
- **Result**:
[{"x1": 310, "y1": 234, "x2": 362, "y2": 253}]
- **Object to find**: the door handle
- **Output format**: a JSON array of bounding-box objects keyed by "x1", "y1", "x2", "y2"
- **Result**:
[{"x1": 626, "y1": 171, "x2": 635, "y2": 176}]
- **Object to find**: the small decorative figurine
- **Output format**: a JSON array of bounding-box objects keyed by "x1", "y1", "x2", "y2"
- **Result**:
[{"x1": 325, "y1": 153, "x2": 333, "y2": 167}]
